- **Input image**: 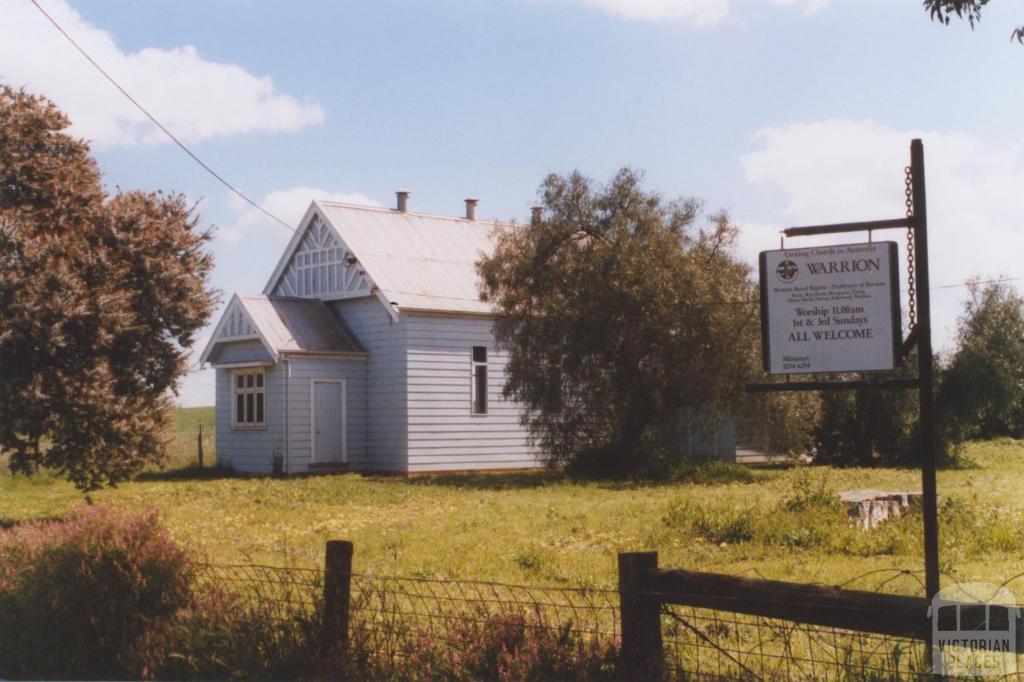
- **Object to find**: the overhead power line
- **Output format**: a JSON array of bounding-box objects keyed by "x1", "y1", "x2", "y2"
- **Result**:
[
  {"x1": 24, "y1": 2, "x2": 1024, "y2": 295},
  {"x1": 27, "y1": 0, "x2": 296, "y2": 234},
  {"x1": 931, "y1": 275, "x2": 1024, "y2": 290},
  {"x1": 700, "y1": 275, "x2": 1024, "y2": 308}
]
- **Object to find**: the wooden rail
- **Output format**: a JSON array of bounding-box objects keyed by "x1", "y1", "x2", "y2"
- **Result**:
[
  {"x1": 617, "y1": 551, "x2": 931, "y2": 677},
  {"x1": 318, "y1": 542, "x2": 939, "y2": 677},
  {"x1": 648, "y1": 568, "x2": 930, "y2": 639}
]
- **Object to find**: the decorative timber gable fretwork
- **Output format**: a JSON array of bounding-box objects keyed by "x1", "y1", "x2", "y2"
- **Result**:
[
  {"x1": 219, "y1": 297, "x2": 256, "y2": 340},
  {"x1": 272, "y1": 215, "x2": 373, "y2": 299}
]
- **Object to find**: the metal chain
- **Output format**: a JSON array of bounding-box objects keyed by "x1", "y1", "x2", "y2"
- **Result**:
[{"x1": 904, "y1": 166, "x2": 916, "y2": 330}]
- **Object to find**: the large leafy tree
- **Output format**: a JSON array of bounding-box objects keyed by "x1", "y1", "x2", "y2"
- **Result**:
[
  {"x1": 478, "y1": 169, "x2": 758, "y2": 475},
  {"x1": 924, "y1": 0, "x2": 1023, "y2": 43},
  {"x1": 939, "y1": 280, "x2": 1024, "y2": 440},
  {"x1": 0, "y1": 85, "x2": 215, "y2": 491},
  {"x1": 812, "y1": 369, "x2": 922, "y2": 467},
  {"x1": 738, "y1": 391, "x2": 822, "y2": 458}
]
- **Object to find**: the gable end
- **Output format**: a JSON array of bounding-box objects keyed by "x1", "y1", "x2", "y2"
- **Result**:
[
  {"x1": 200, "y1": 294, "x2": 278, "y2": 365},
  {"x1": 220, "y1": 302, "x2": 256, "y2": 339},
  {"x1": 267, "y1": 211, "x2": 374, "y2": 300}
]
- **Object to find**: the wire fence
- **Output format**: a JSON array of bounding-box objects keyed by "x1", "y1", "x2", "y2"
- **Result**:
[
  {"x1": 186, "y1": 558, "x2": 1024, "y2": 680},
  {"x1": 660, "y1": 604, "x2": 928, "y2": 680},
  {"x1": 347, "y1": 572, "x2": 619, "y2": 663},
  {"x1": 190, "y1": 562, "x2": 322, "y2": 622}
]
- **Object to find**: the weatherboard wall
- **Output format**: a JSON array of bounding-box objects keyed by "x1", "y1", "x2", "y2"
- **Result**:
[
  {"x1": 403, "y1": 312, "x2": 541, "y2": 472},
  {"x1": 279, "y1": 356, "x2": 368, "y2": 471},
  {"x1": 330, "y1": 297, "x2": 408, "y2": 472},
  {"x1": 214, "y1": 350, "x2": 367, "y2": 474},
  {"x1": 208, "y1": 339, "x2": 273, "y2": 365},
  {"x1": 215, "y1": 364, "x2": 285, "y2": 474}
]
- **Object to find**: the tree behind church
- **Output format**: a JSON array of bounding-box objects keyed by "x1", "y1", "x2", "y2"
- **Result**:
[
  {"x1": 939, "y1": 279, "x2": 1024, "y2": 441},
  {"x1": 0, "y1": 85, "x2": 216, "y2": 492},
  {"x1": 478, "y1": 168, "x2": 758, "y2": 476}
]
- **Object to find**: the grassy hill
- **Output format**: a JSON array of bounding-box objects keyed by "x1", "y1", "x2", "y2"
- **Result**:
[
  {"x1": 166, "y1": 406, "x2": 215, "y2": 470},
  {"x1": 173, "y1": 406, "x2": 215, "y2": 432}
]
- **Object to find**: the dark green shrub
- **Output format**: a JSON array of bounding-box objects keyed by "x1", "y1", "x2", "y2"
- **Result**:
[
  {"x1": 783, "y1": 469, "x2": 840, "y2": 513},
  {"x1": 669, "y1": 460, "x2": 763, "y2": 486},
  {"x1": 0, "y1": 506, "x2": 191, "y2": 680},
  {"x1": 128, "y1": 589, "x2": 331, "y2": 681},
  {"x1": 665, "y1": 473, "x2": 850, "y2": 551},
  {"x1": 814, "y1": 383, "x2": 921, "y2": 467},
  {"x1": 938, "y1": 495, "x2": 1024, "y2": 556},
  {"x1": 663, "y1": 499, "x2": 757, "y2": 544}
]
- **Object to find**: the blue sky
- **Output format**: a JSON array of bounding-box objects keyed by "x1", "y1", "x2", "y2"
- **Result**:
[{"x1": 4, "y1": 0, "x2": 1022, "y2": 406}]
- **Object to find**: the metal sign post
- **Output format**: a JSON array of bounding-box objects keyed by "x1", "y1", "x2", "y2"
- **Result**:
[
  {"x1": 910, "y1": 139, "x2": 940, "y2": 601},
  {"x1": 749, "y1": 138, "x2": 939, "y2": 603}
]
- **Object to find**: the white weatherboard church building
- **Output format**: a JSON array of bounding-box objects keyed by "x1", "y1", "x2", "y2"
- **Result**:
[
  {"x1": 201, "y1": 193, "x2": 543, "y2": 474},
  {"x1": 201, "y1": 192, "x2": 738, "y2": 475}
]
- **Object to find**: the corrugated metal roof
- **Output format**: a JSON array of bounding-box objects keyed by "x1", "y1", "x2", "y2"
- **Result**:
[
  {"x1": 316, "y1": 201, "x2": 510, "y2": 315},
  {"x1": 239, "y1": 295, "x2": 365, "y2": 354}
]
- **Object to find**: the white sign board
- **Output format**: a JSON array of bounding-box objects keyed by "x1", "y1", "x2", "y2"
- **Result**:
[{"x1": 759, "y1": 242, "x2": 900, "y2": 375}]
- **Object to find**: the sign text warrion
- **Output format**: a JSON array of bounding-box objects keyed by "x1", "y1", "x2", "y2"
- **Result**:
[{"x1": 759, "y1": 242, "x2": 901, "y2": 375}]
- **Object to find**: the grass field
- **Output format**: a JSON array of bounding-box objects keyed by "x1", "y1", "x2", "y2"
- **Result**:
[{"x1": 3, "y1": 408, "x2": 1024, "y2": 597}]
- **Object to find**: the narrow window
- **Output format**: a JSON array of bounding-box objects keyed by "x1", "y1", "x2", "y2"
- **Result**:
[
  {"x1": 471, "y1": 346, "x2": 488, "y2": 415},
  {"x1": 232, "y1": 369, "x2": 267, "y2": 428}
]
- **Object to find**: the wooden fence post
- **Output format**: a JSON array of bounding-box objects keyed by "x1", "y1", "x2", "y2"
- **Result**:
[
  {"x1": 619, "y1": 551, "x2": 663, "y2": 680},
  {"x1": 197, "y1": 423, "x2": 204, "y2": 469},
  {"x1": 323, "y1": 540, "x2": 353, "y2": 652}
]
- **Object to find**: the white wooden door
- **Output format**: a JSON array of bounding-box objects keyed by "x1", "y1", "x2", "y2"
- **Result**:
[{"x1": 312, "y1": 380, "x2": 345, "y2": 463}]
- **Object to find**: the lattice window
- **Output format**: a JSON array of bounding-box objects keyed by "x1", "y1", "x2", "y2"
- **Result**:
[{"x1": 232, "y1": 369, "x2": 266, "y2": 429}]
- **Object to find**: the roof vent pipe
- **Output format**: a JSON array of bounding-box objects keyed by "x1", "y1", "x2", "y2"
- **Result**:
[
  {"x1": 396, "y1": 190, "x2": 410, "y2": 212},
  {"x1": 530, "y1": 205, "x2": 543, "y2": 222},
  {"x1": 465, "y1": 197, "x2": 478, "y2": 221}
]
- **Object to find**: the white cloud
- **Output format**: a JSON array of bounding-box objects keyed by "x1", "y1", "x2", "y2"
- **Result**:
[
  {"x1": 742, "y1": 120, "x2": 911, "y2": 222},
  {"x1": 217, "y1": 186, "x2": 378, "y2": 246},
  {"x1": 535, "y1": 0, "x2": 827, "y2": 25},
  {"x1": 578, "y1": 0, "x2": 730, "y2": 25},
  {"x1": 2, "y1": 0, "x2": 325, "y2": 148},
  {"x1": 740, "y1": 119, "x2": 1024, "y2": 352},
  {"x1": 761, "y1": 0, "x2": 829, "y2": 15}
]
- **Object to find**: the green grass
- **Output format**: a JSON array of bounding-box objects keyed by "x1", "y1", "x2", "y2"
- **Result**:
[
  {"x1": 172, "y1": 405, "x2": 215, "y2": 433},
  {"x1": 3, "y1": 411, "x2": 1024, "y2": 597},
  {"x1": 165, "y1": 406, "x2": 215, "y2": 470}
]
